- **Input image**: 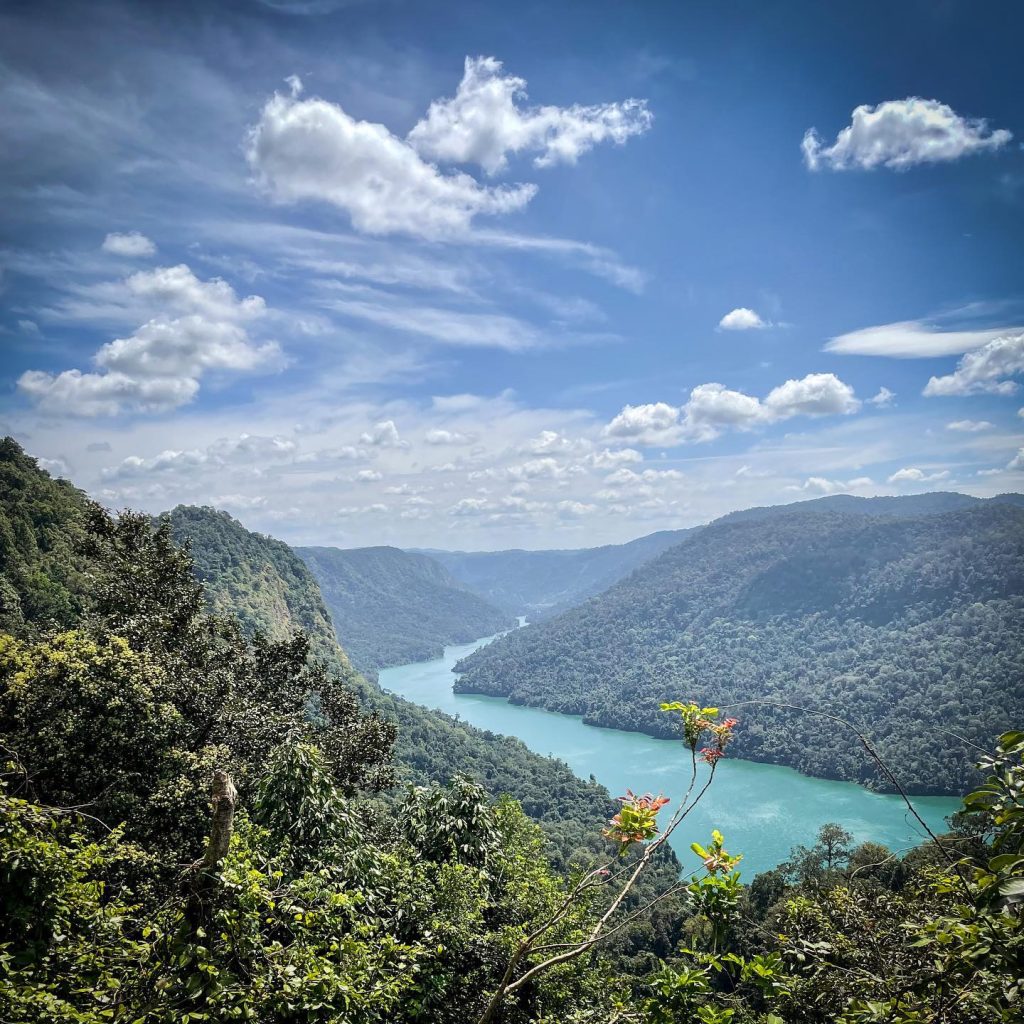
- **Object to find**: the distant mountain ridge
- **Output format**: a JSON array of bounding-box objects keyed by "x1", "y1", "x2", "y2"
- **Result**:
[
  {"x1": 454, "y1": 499, "x2": 1024, "y2": 795},
  {"x1": 297, "y1": 544, "x2": 514, "y2": 674},
  {"x1": 414, "y1": 528, "x2": 696, "y2": 618}
]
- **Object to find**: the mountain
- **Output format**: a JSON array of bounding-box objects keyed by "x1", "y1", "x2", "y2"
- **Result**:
[
  {"x1": 164, "y1": 505, "x2": 348, "y2": 672},
  {"x1": 0, "y1": 437, "x2": 92, "y2": 633},
  {"x1": 156, "y1": 502, "x2": 620, "y2": 868},
  {"x1": 455, "y1": 501, "x2": 1024, "y2": 795},
  {"x1": 718, "y1": 490, "x2": 1024, "y2": 525},
  {"x1": 418, "y1": 527, "x2": 696, "y2": 619},
  {"x1": 297, "y1": 545, "x2": 514, "y2": 675}
]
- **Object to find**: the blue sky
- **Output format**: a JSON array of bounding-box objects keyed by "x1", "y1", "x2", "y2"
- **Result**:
[{"x1": 2, "y1": 0, "x2": 1022, "y2": 548}]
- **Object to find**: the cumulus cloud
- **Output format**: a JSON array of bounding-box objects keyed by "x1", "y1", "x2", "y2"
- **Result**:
[
  {"x1": 359, "y1": 420, "x2": 404, "y2": 447},
  {"x1": 923, "y1": 332, "x2": 1024, "y2": 396},
  {"x1": 603, "y1": 402, "x2": 681, "y2": 445},
  {"x1": 802, "y1": 98, "x2": 1011, "y2": 171},
  {"x1": 17, "y1": 264, "x2": 278, "y2": 417},
  {"x1": 18, "y1": 369, "x2": 199, "y2": 417},
  {"x1": 867, "y1": 386, "x2": 896, "y2": 406},
  {"x1": 946, "y1": 419, "x2": 994, "y2": 432},
  {"x1": 424, "y1": 428, "x2": 477, "y2": 445},
  {"x1": 826, "y1": 319, "x2": 1012, "y2": 358},
  {"x1": 102, "y1": 231, "x2": 156, "y2": 257},
  {"x1": 102, "y1": 434, "x2": 297, "y2": 480},
  {"x1": 603, "y1": 373, "x2": 860, "y2": 446},
  {"x1": 1008, "y1": 448, "x2": 1024, "y2": 471},
  {"x1": 887, "y1": 467, "x2": 950, "y2": 484},
  {"x1": 407, "y1": 56, "x2": 652, "y2": 175},
  {"x1": 247, "y1": 76, "x2": 536, "y2": 238},
  {"x1": 718, "y1": 307, "x2": 768, "y2": 331},
  {"x1": 799, "y1": 475, "x2": 874, "y2": 494},
  {"x1": 355, "y1": 469, "x2": 383, "y2": 482}
]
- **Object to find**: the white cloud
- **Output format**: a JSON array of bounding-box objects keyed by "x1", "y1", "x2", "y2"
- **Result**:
[
  {"x1": 17, "y1": 264, "x2": 278, "y2": 417},
  {"x1": 603, "y1": 402, "x2": 680, "y2": 445},
  {"x1": 37, "y1": 456, "x2": 71, "y2": 477},
  {"x1": 102, "y1": 231, "x2": 157, "y2": 257},
  {"x1": 587, "y1": 447, "x2": 643, "y2": 468},
  {"x1": 763, "y1": 373, "x2": 860, "y2": 418},
  {"x1": 867, "y1": 386, "x2": 896, "y2": 406},
  {"x1": 124, "y1": 264, "x2": 266, "y2": 321},
  {"x1": 407, "y1": 56, "x2": 652, "y2": 175},
  {"x1": 102, "y1": 434, "x2": 298, "y2": 480},
  {"x1": 603, "y1": 373, "x2": 860, "y2": 446},
  {"x1": 799, "y1": 475, "x2": 875, "y2": 494},
  {"x1": 826, "y1": 320, "x2": 1012, "y2": 358},
  {"x1": 946, "y1": 419, "x2": 994, "y2": 433},
  {"x1": 555, "y1": 499, "x2": 597, "y2": 518},
  {"x1": 355, "y1": 469, "x2": 383, "y2": 482},
  {"x1": 96, "y1": 316, "x2": 279, "y2": 378},
  {"x1": 359, "y1": 420, "x2": 404, "y2": 447},
  {"x1": 424, "y1": 428, "x2": 476, "y2": 446},
  {"x1": 522, "y1": 430, "x2": 591, "y2": 455},
  {"x1": 18, "y1": 369, "x2": 199, "y2": 417},
  {"x1": 718, "y1": 307, "x2": 768, "y2": 331},
  {"x1": 1008, "y1": 448, "x2": 1024, "y2": 472},
  {"x1": 923, "y1": 332, "x2": 1024, "y2": 396},
  {"x1": 803, "y1": 98, "x2": 1011, "y2": 171},
  {"x1": 887, "y1": 467, "x2": 950, "y2": 484},
  {"x1": 246, "y1": 77, "x2": 536, "y2": 238}
]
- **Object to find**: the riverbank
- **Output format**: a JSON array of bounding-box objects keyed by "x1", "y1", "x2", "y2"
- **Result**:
[{"x1": 379, "y1": 631, "x2": 962, "y2": 877}]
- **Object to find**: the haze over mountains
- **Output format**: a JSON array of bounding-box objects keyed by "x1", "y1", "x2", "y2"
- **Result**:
[{"x1": 298, "y1": 545, "x2": 513, "y2": 675}]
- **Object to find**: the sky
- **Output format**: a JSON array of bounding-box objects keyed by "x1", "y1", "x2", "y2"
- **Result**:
[{"x1": 2, "y1": 0, "x2": 1023, "y2": 550}]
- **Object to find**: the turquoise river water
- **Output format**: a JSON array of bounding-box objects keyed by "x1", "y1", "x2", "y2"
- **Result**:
[{"x1": 379, "y1": 631, "x2": 961, "y2": 878}]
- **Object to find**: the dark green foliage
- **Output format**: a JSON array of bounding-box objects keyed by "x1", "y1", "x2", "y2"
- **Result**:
[
  {"x1": 419, "y1": 528, "x2": 696, "y2": 619},
  {"x1": 298, "y1": 544, "x2": 514, "y2": 674},
  {"x1": 455, "y1": 504, "x2": 1024, "y2": 794},
  {"x1": 0, "y1": 438, "x2": 91, "y2": 634},
  {"x1": 163, "y1": 504, "x2": 347, "y2": 672}
]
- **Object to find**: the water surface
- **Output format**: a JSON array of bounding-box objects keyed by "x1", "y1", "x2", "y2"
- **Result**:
[{"x1": 380, "y1": 632, "x2": 961, "y2": 877}]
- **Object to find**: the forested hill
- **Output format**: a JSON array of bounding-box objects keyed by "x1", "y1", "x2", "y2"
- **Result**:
[
  {"x1": 456, "y1": 502, "x2": 1024, "y2": 795},
  {"x1": 164, "y1": 505, "x2": 347, "y2": 671},
  {"x1": 718, "y1": 489, "x2": 1024, "y2": 525},
  {"x1": 0, "y1": 436, "x2": 92, "y2": 633},
  {"x1": 418, "y1": 527, "x2": 695, "y2": 619},
  {"x1": 0, "y1": 442, "x2": 623, "y2": 871},
  {"x1": 159, "y1": 504, "x2": 619, "y2": 865},
  {"x1": 298, "y1": 544, "x2": 513, "y2": 675}
]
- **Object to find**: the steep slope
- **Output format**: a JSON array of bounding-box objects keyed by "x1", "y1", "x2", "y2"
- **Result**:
[
  {"x1": 0, "y1": 452, "x2": 624, "y2": 871},
  {"x1": 164, "y1": 505, "x2": 347, "y2": 673},
  {"x1": 420, "y1": 527, "x2": 695, "y2": 619},
  {"x1": 0, "y1": 438, "x2": 92, "y2": 633},
  {"x1": 159, "y1": 506, "x2": 619, "y2": 866},
  {"x1": 297, "y1": 545, "x2": 514, "y2": 674},
  {"x1": 455, "y1": 504, "x2": 1024, "y2": 794}
]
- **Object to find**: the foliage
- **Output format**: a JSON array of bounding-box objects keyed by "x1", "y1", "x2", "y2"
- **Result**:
[{"x1": 456, "y1": 504, "x2": 1024, "y2": 794}]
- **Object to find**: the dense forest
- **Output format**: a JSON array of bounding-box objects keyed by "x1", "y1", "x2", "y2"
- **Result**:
[
  {"x1": 164, "y1": 505, "x2": 347, "y2": 672},
  {"x1": 419, "y1": 528, "x2": 694, "y2": 619},
  {"x1": 456, "y1": 502, "x2": 1024, "y2": 794},
  {"x1": 298, "y1": 544, "x2": 513, "y2": 674},
  {"x1": 1, "y1": 439, "x2": 1022, "y2": 1022}
]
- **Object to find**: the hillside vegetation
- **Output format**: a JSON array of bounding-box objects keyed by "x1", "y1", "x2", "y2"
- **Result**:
[
  {"x1": 298, "y1": 544, "x2": 513, "y2": 674},
  {"x1": 165, "y1": 505, "x2": 348, "y2": 672},
  {"x1": 2, "y1": 439, "x2": 1022, "y2": 1022},
  {"x1": 421, "y1": 528, "x2": 694, "y2": 619},
  {"x1": 456, "y1": 503, "x2": 1024, "y2": 794}
]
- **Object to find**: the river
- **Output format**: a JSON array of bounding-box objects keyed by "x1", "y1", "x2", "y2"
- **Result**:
[{"x1": 379, "y1": 631, "x2": 962, "y2": 878}]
